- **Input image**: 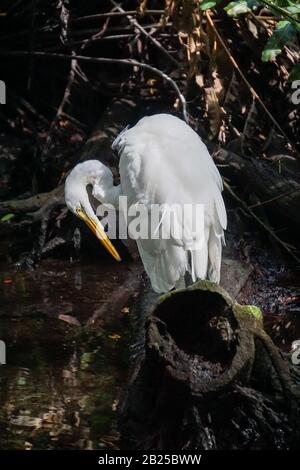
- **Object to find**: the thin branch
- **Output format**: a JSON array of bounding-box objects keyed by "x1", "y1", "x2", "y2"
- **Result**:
[
  {"x1": 71, "y1": 10, "x2": 165, "y2": 24},
  {"x1": 109, "y1": 0, "x2": 180, "y2": 67},
  {"x1": 78, "y1": 14, "x2": 110, "y2": 52},
  {"x1": 45, "y1": 34, "x2": 136, "y2": 52},
  {"x1": 241, "y1": 97, "x2": 256, "y2": 154},
  {"x1": 224, "y1": 181, "x2": 300, "y2": 263},
  {"x1": 258, "y1": 0, "x2": 300, "y2": 25},
  {"x1": 69, "y1": 23, "x2": 171, "y2": 36},
  {"x1": 40, "y1": 1, "x2": 77, "y2": 159},
  {"x1": 206, "y1": 12, "x2": 299, "y2": 159},
  {"x1": 0, "y1": 50, "x2": 188, "y2": 122},
  {"x1": 27, "y1": 0, "x2": 37, "y2": 91},
  {"x1": 50, "y1": 33, "x2": 180, "y2": 52},
  {"x1": 41, "y1": 56, "x2": 77, "y2": 157},
  {"x1": 58, "y1": 0, "x2": 69, "y2": 45},
  {"x1": 249, "y1": 187, "x2": 300, "y2": 209}
]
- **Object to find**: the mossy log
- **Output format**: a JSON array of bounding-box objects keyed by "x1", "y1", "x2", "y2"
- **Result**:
[{"x1": 120, "y1": 281, "x2": 300, "y2": 450}]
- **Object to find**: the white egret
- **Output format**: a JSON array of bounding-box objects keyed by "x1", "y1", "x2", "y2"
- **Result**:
[{"x1": 65, "y1": 114, "x2": 227, "y2": 293}]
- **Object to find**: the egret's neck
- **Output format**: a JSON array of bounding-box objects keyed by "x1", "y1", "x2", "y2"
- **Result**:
[
  {"x1": 103, "y1": 184, "x2": 121, "y2": 207},
  {"x1": 92, "y1": 181, "x2": 121, "y2": 208}
]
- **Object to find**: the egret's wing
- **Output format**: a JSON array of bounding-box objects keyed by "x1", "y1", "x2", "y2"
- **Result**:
[{"x1": 115, "y1": 114, "x2": 227, "y2": 292}]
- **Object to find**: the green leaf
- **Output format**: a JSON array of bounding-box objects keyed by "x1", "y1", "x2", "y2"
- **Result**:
[
  {"x1": 1, "y1": 213, "x2": 15, "y2": 222},
  {"x1": 262, "y1": 20, "x2": 298, "y2": 62},
  {"x1": 286, "y1": 1, "x2": 300, "y2": 15},
  {"x1": 289, "y1": 63, "x2": 300, "y2": 82},
  {"x1": 259, "y1": 1, "x2": 300, "y2": 27},
  {"x1": 286, "y1": 5, "x2": 300, "y2": 15},
  {"x1": 225, "y1": 0, "x2": 259, "y2": 16},
  {"x1": 199, "y1": 0, "x2": 223, "y2": 10}
]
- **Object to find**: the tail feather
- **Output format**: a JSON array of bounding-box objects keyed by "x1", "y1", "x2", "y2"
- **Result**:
[
  {"x1": 207, "y1": 227, "x2": 222, "y2": 283},
  {"x1": 136, "y1": 240, "x2": 188, "y2": 293},
  {"x1": 189, "y1": 244, "x2": 208, "y2": 282}
]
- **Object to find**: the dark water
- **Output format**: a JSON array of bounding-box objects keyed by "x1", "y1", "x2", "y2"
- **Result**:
[
  {"x1": 0, "y1": 234, "x2": 300, "y2": 449},
  {"x1": 0, "y1": 245, "x2": 133, "y2": 450}
]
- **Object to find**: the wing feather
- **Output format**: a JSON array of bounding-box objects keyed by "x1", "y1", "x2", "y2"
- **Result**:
[{"x1": 115, "y1": 114, "x2": 227, "y2": 292}]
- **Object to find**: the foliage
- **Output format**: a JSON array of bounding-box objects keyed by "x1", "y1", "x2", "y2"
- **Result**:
[
  {"x1": 225, "y1": 0, "x2": 259, "y2": 16},
  {"x1": 262, "y1": 20, "x2": 299, "y2": 62},
  {"x1": 199, "y1": 0, "x2": 300, "y2": 79}
]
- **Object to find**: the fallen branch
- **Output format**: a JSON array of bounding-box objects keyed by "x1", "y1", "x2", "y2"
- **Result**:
[{"x1": 0, "y1": 185, "x2": 64, "y2": 216}]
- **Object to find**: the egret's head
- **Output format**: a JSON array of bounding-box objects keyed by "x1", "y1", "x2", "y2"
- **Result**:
[{"x1": 65, "y1": 160, "x2": 121, "y2": 262}]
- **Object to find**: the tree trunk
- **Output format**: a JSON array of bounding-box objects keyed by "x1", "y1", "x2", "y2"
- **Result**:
[{"x1": 120, "y1": 281, "x2": 300, "y2": 450}]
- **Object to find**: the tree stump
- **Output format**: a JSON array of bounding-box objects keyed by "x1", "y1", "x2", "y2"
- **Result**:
[{"x1": 120, "y1": 281, "x2": 300, "y2": 449}]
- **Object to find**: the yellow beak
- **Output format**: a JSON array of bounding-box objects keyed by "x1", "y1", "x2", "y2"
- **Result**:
[{"x1": 76, "y1": 208, "x2": 121, "y2": 262}]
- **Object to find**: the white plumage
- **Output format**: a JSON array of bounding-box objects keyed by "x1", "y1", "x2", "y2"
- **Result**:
[{"x1": 65, "y1": 114, "x2": 227, "y2": 293}]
